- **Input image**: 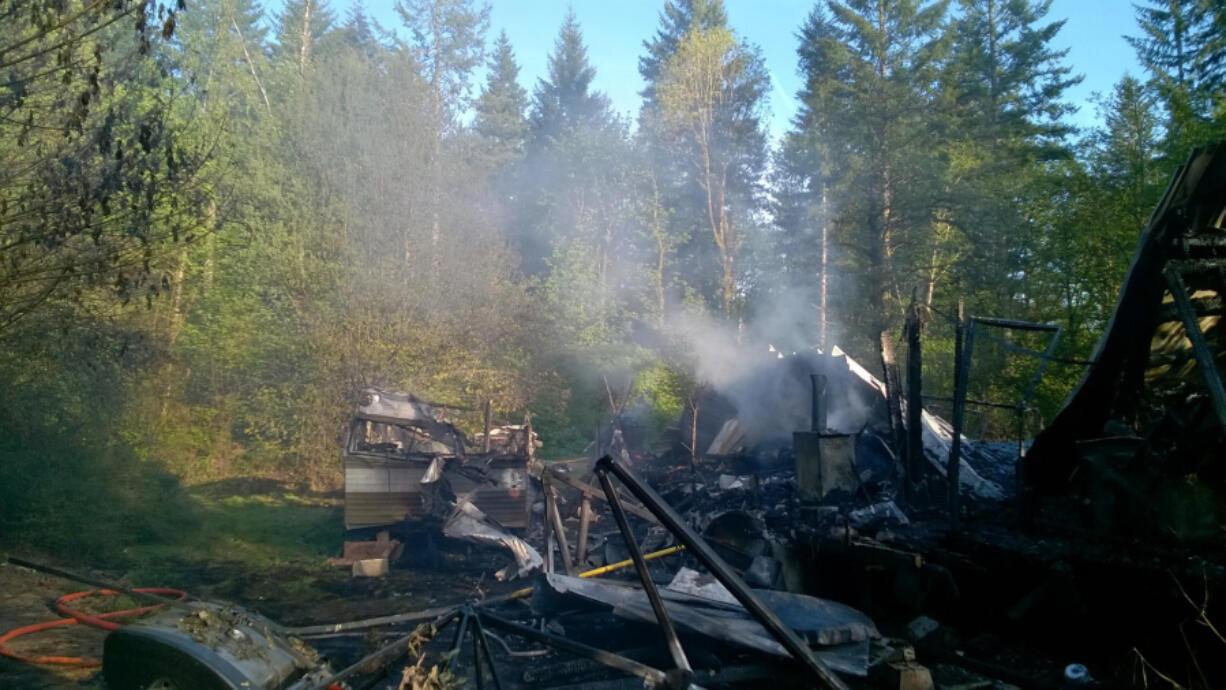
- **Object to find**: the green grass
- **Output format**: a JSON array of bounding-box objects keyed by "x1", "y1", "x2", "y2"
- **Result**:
[{"x1": 110, "y1": 485, "x2": 345, "y2": 588}]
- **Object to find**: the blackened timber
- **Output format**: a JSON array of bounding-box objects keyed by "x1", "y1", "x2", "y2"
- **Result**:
[
  {"x1": 543, "y1": 465, "x2": 661, "y2": 524},
  {"x1": 594, "y1": 456, "x2": 852, "y2": 690},
  {"x1": 575, "y1": 493, "x2": 592, "y2": 568},
  {"x1": 1164, "y1": 266, "x2": 1226, "y2": 432},
  {"x1": 546, "y1": 482, "x2": 577, "y2": 576}
]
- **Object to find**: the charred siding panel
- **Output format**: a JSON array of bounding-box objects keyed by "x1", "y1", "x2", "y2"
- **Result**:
[
  {"x1": 343, "y1": 456, "x2": 532, "y2": 530},
  {"x1": 344, "y1": 460, "x2": 428, "y2": 529}
]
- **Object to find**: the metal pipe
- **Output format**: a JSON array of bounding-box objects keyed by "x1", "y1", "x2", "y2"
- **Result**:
[
  {"x1": 596, "y1": 468, "x2": 691, "y2": 680},
  {"x1": 453, "y1": 609, "x2": 472, "y2": 653},
  {"x1": 287, "y1": 603, "x2": 460, "y2": 636},
  {"x1": 594, "y1": 456, "x2": 851, "y2": 690},
  {"x1": 477, "y1": 611, "x2": 668, "y2": 686},
  {"x1": 471, "y1": 614, "x2": 504, "y2": 690},
  {"x1": 471, "y1": 614, "x2": 484, "y2": 690}
]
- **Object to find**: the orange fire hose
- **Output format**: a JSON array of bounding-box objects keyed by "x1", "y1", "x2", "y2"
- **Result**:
[{"x1": 0, "y1": 588, "x2": 186, "y2": 667}]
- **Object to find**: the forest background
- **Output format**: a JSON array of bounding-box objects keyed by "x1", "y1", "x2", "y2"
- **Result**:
[{"x1": 2, "y1": 0, "x2": 1224, "y2": 558}]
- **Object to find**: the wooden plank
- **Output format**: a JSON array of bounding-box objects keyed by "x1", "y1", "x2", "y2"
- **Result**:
[{"x1": 545, "y1": 466, "x2": 661, "y2": 524}]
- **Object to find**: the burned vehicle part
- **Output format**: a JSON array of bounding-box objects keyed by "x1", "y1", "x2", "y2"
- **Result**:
[
  {"x1": 343, "y1": 388, "x2": 533, "y2": 531},
  {"x1": 103, "y1": 603, "x2": 330, "y2": 690}
]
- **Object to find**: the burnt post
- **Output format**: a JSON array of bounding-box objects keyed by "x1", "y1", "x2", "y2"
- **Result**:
[
  {"x1": 948, "y1": 299, "x2": 967, "y2": 526},
  {"x1": 904, "y1": 293, "x2": 924, "y2": 505},
  {"x1": 575, "y1": 493, "x2": 592, "y2": 568}
]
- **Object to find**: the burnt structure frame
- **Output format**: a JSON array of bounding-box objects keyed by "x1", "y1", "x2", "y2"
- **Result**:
[{"x1": 593, "y1": 455, "x2": 852, "y2": 690}]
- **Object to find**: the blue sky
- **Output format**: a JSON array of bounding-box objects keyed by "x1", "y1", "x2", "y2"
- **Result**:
[{"x1": 349, "y1": 1, "x2": 1143, "y2": 140}]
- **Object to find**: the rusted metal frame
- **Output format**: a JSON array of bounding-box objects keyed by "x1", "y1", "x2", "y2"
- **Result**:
[
  {"x1": 575, "y1": 493, "x2": 593, "y2": 569},
  {"x1": 595, "y1": 456, "x2": 852, "y2": 690},
  {"x1": 308, "y1": 608, "x2": 462, "y2": 690},
  {"x1": 544, "y1": 465, "x2": 661, "y2": 524},
  {"x1": 1164, "y1": 265, "x2": 1226, "y2": 432},
  {"x1": 595, "y1": 467, "x2": 692, "y2": 682},
  {"x1": 544, "y1": 476, "x2": 578, "y2": 576},
  {"x1": 478, "y1": 611, "x2": 669, "y2": 686},
  {"x1": 922, "y1": 395, "x2": 1021, "y2": 411},
  {"x1": 971, "y1": 316, "x2": 1061, "y2": 331},
  {"x1": 948, "y1": 312, "x2": 1061, "y2": 524},
  {"x1": 1018, "y1": 324, "x2": 1064, "y2": 407}
]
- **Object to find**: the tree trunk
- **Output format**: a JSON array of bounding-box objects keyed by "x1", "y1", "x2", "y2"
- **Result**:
[{"x1": 299, "y1": 0, "x2": 313, "y2": 72}]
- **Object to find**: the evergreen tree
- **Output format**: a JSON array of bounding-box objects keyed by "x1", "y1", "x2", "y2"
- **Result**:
[
  {"x1": 475, "y1": 31, "x2": 530, "y2": 163},
  {"x1": 943, "y1": 0, "x2": 1079, "y2": 313},
  {"x1": 531, "y1": 10, "x2": 614, "y2": 140},
  {"x1": 639, "y1": 0, "x2": 729, "y2": 106},
  {"x1": 1127, "y1": 0, "x2": 1225, "y2": 157},
  {"x1": 789, "y1": 0, "x2": 950, "y2": 455}
]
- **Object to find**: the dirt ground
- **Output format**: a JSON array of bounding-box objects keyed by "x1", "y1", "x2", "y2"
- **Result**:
[
  {"x1": 0, "y1": 542, "x2": 521, "y2": 689},
  {"x1": 0, "y1": 563, "x2": 109, "y2": 688}
]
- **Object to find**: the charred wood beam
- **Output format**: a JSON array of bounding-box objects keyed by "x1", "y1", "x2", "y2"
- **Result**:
[
  {"x1": 545, "y1": 480, "x2": 577, "y2": 577},
  {"x1": 1168, "y1": 258, "x2": 1226, "y2": 276},
  {"x1": 1163, "y1": 266, "x2": 1226, "y2": 433},
  {"x1": 543, "y1": 466, "x2": 660, "y2": 525},
  {"x1": 575, "y1": 493, "x2": 593, "y2": 569}
]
